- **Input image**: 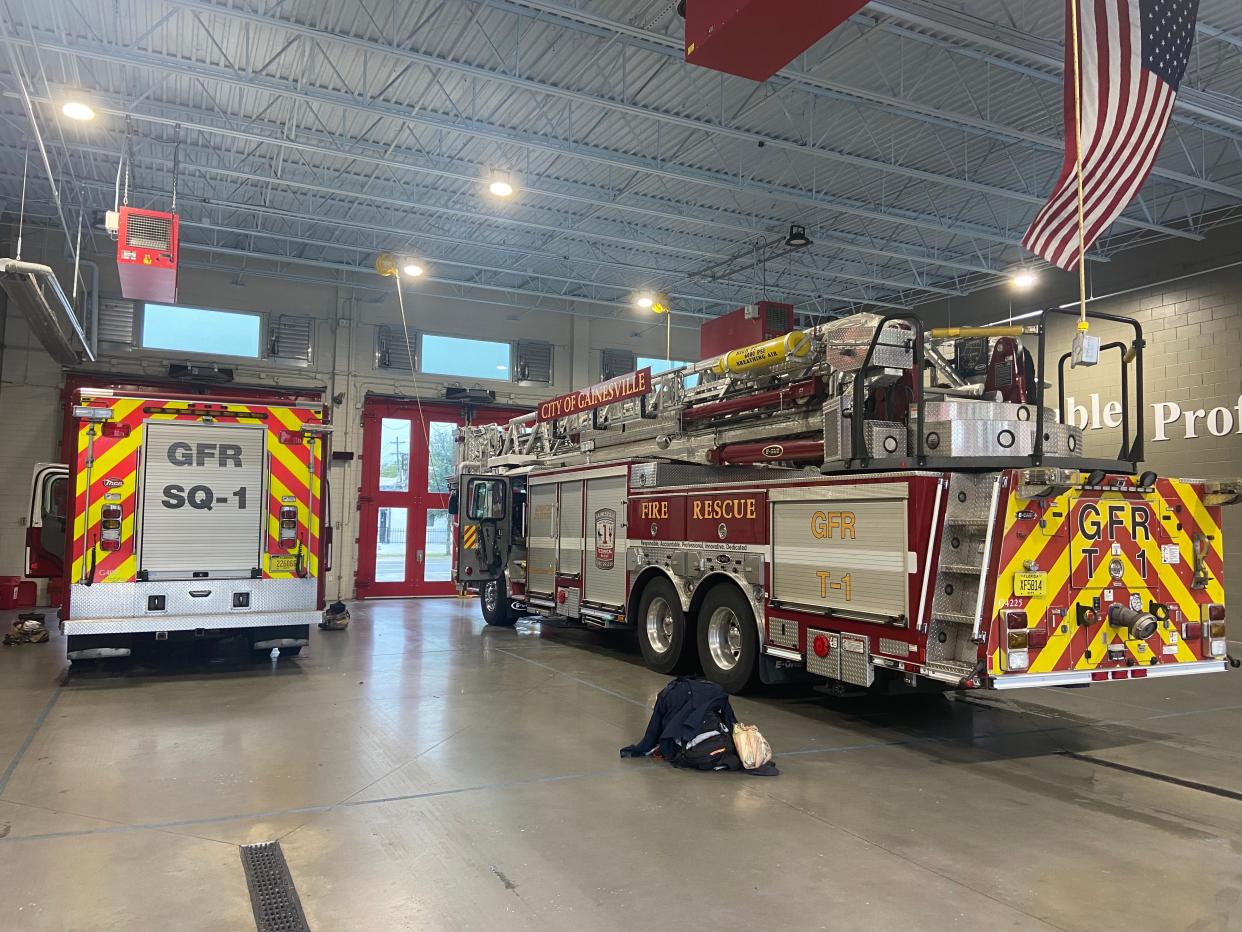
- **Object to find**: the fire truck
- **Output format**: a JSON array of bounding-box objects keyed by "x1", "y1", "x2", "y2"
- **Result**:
[
  {"x1": 453, "y1": 307, "x2": 1238, "y2": 694},
  {"x1": 26, "y1": 376, "x2": 331, "y2": 663}
]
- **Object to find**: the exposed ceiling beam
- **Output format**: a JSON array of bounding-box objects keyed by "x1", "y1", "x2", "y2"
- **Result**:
[
  {"x1": 488, "y1": 0, "x2": 1242, "y2": 201},
  {"x1": 165, "y1": 0, "x2": 1201, "y2": 241}
]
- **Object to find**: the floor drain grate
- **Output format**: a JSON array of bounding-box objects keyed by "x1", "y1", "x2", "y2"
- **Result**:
[{"x1": 240, "y1": 841, "x2": 311, "y2": 932}]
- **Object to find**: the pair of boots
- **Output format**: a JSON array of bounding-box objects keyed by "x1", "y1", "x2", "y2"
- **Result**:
[{"x1": 3, "y1": 613, "x2": 48, "y2": 646}]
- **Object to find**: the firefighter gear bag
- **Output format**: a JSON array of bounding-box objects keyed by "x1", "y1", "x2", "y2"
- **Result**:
[{"x1": 732, "y1": 723, "x2": 774, "y2": 770}]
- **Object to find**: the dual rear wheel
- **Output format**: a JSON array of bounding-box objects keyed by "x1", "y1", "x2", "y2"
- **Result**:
[{"x1": 635, "y1": 577, "x2": 757, "y2": 692}]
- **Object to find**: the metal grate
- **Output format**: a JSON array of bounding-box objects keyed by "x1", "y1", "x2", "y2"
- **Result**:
[
  {"x1": 514, "y1": 339, "x2": 552, "y2": 383},
  {"x1": 269, "y1": 314, "x2": 314, "y2": 363},
  {"x1": 376, "y1": 324, "x2": 415, "y2": 372},
  {"x1": 600, "y1": 348, "x2": 635, "y2": 380},
  {"x1": 125, "y1": 214, "x2": 173, "y2": 250},
  {"x1": 239, "y1": 841, "x2": 311, "y2": 932},
  {"x1": 98, "y1": 297, "x2": 136, "y2": 345}
]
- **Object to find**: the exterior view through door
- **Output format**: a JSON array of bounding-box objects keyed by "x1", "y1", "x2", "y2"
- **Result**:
[{"x1": 355, "y1": 398, "x2": 521, "y2": 598}]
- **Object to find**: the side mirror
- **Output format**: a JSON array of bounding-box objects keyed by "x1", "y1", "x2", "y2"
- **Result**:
[{"x1": 447, "y1": 491, "x2": 458, "y2": 516}]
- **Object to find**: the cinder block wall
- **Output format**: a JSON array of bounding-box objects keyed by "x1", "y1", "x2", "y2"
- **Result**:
[{"x1": 920, "y1": 230, "x2": 1242, "y2": 603}]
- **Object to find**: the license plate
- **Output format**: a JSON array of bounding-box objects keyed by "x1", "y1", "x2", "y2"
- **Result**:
[
  {"x1": 269, "y1": 555, "x2": 297, "y2": 573},
  {"x1": 1014, "y1": 572, "x2": 1047, "y2": 598}
]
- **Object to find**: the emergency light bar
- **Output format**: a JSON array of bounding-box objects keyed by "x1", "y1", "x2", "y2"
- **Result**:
[{"x1": 73, "y1": 405, "x2": 113, "y2": 421}]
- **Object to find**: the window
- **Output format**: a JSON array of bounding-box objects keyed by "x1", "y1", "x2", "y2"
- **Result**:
[
  {"x1": 467, "y1": 478, "x2": 507, "y2": 520},
  {"x1": 422, "y1": 334, "x2": 511, "y2": 380},
  {"x1": 638, "y1": 356, "x2": 692, "y2": 376},
  {"x1": 143, "y1": 304, "x2": 262, "y2": 358},
  {"x1": 638, "y1": 356, "x2": 697, "y2": 387}
]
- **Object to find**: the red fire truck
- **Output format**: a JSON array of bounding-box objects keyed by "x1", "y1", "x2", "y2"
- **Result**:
[
  {"x1": 26, "y1": 375, "x2": 331, "y2": 663},
  {"x1": 454, "y1": 308, "x2": 1237, "y2": 694}
]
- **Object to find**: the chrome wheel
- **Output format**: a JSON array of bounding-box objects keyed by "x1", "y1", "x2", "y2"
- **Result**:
[
  {"x1": 707, "y1": 607, "x2": 742, "y2": 671},
  {"x1": 645, "y1": 597, "x2": 675, "y2": 655},
  {"x1": 483, "y1": 580, "x2": 500, "y2": 614}
]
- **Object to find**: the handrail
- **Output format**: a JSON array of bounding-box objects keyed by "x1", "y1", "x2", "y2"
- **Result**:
[
  {"x1": 1036, "y1": 307, "x2": 1144, "y2": 470},
  {"x1": 1057, "y1": 341, "x2": 1132, "y2": 462},
  {"x1": 849, "y1": 313, "x2": 926, "y2": 468}
]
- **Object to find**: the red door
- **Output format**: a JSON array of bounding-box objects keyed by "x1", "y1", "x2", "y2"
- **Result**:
[{"x1": 356, "y1": 399, "x2": 524, "y2": 598}]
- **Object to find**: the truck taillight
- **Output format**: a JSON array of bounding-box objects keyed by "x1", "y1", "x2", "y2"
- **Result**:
[
  {"x1": 279, "y1": 506, "x2": 297, "y2": 545},
  {"x1": 1204, "y1": 604, "x2": 1226, "y2": 623},
  {"x1": 1202, "y1": 604, "x2": 1227, "y2": 656},
  {"x1": 1005, "y1": 610, "x2": 1028, "y2": 629},
  {"x1": 1006, "y1": 649, "x2": 1029, "y2": 671},
  {"x1": 100, "y1": 505, "x2": 122, "y2": 551}
]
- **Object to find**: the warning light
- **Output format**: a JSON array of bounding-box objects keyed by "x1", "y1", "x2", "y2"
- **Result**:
[{"x1": 812, "y1": 634, "x2": 830, "y2": 658}]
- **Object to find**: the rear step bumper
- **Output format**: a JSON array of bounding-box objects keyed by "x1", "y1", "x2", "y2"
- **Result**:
[
  {"x1": 62, "y1": 609, "x2": 318, "y2": 635},
  {"x1": 991, "y1": 659, "x2": 1227, "y2": 689}
]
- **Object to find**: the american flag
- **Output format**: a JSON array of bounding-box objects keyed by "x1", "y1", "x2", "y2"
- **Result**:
[{"x1": 1022, "y1": 0, "x2": 1200, "y2": 270}]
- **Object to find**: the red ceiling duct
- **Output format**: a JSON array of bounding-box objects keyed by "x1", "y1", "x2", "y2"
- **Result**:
[
  {"x1": 682, "y1": 1, "x2": 869, "y2": 83},
  {"x1": 116, "y1": 206, "x2": 179, "y2": 305}
]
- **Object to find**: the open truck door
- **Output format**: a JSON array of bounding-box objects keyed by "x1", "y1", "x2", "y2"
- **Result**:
[
  {"x1": 26, "y1": 463, "x2": 69, "y2": 578},
  {"x1": 453, "y1": 474, "x2": 512, "y2": 586}
]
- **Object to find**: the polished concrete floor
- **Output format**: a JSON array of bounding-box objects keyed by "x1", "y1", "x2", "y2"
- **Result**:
[{"x1": 1, "y1": 600, "x2": 1241, "y2": 931}]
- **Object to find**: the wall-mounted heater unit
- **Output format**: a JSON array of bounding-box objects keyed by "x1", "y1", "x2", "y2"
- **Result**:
[{"x1": 116, "y1": 206, "x2": 179, "y2": 304}]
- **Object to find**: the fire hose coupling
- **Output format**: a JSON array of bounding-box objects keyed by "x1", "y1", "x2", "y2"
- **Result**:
[{"x1": 1108, "y1": 603, "x2": 1159, "y2": 641}]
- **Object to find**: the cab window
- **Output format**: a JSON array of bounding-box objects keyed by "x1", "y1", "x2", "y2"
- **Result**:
[{"x1": 467, "y1": 479, "x2": 506, "y2": 520}]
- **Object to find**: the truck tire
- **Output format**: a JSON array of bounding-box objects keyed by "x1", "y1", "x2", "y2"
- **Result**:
[
  {"x1": 696, "y1": 584, "x2": 758, "y2": 693},
  {"x1": 636, "y1": 577, "x2": 694, "y2": 674},
  {"x1": 481, "y1": 574, "x2": 518, "y2": 627}
]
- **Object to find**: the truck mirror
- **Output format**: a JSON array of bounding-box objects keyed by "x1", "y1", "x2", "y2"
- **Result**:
[{"x1": 447, "y1": 491, "x2": 458, "y2": 516}]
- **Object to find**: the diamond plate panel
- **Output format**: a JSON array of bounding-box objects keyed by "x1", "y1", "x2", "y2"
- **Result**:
[
  {"x1": 839, "y1": 632, "x2": 874, "y2": 687},
  {"x1": 805, "y1": 629, "x2": 839, "y2": 678},
  {"x1": 878, "y1": 637, "x2": 912, "y2": 656},
  {"x1": 768, "y1": 616, "x2": 800, "y2": 649},
  {"x1": 557, "y1": 586, "x2": 581, "y2": 618},
  {"x1": 62, "y1": 609, "x2": 318, "y2": 635},
  {"x1": 70, "y1": 578, "x2": 316, "y2": 619}
]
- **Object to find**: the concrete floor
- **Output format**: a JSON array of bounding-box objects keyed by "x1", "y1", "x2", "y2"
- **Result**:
[{"x1": 1, "y1": 602, "x2": 1241, "y2": 931}]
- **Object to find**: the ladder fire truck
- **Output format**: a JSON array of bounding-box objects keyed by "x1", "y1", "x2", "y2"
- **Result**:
[
  {"x1": 26, "y1": 376, "x2": 331, "y2": 664},
  {"x1": 453, "y1": 307, "x2": 1237, "y2": 694}
]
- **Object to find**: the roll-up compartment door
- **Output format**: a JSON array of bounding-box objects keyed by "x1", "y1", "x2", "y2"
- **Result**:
[
  {"x1": 139, "y1": 421, "x2": 267, "y2": 576},
  {"x1": 558, "y1": 480, "x2": 584, "y2": 576}
]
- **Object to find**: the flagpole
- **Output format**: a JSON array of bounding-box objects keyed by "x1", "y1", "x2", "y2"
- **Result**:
[{"x1": 1069, "y1": 0, "x2": 1088, "y2": 331}]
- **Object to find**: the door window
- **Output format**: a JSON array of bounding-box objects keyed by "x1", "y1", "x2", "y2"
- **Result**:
[
  {"x1": 375, "y1": 506, "x2": 408, "y2": 582},
  {"x1": 378, "y1": 418, "x2": 411, "y2": 492},
  {"x1": 424, "y1": 509, "x2": 451, "y2": 582},
  {"x1": 468, "y1": 479, "x2": 507, "y2": 520}
]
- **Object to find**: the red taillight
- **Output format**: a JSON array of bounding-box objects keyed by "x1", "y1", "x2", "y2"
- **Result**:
[
  {"x1": 1207, "y1": 604, "x2": 1226, "y2": 622},
  {"x1": 101, "y1": 538, "x2": 120, "y2": 552},
  {"x1": 279, "y1": 506, "x2": 297, "y2": 544},
  {"x1": 1091, "y1": 671, "x2": 1109, "y2": 681},
  {"x1": 1005, "y1": 610, "x2": 1028, "y2": 630},
  {"x1": 1111, "y1": 670, "x2": 1128, "y2": 680},
  {"x1": 100, "y1": 504, "x2": 122, "y2": 551},
  {"x1": 1130, "y1": 669, "x2": 1148, "y2": 678},
  {"x1": 1183, "y1": 622, "x2": 1203, "y2": 640},
  {"x1": 812, "y1": 634, "x2": 830, "y2": 658}
]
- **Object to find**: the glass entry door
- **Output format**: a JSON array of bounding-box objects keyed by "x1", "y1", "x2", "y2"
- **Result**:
[{"x1": 356, "y1": 401, "x2": 459, "y2": 597}]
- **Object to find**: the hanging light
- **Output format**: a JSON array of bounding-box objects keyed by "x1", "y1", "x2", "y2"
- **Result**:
[
  {"x1": 488, "y1": 171, "x2": 516, "y2": 198},
  {"x1": 1011, "y1": 268, "x2": 1038, "y2": 290},
  {"x1": 61, "y1": 100, "x2": 95, "y2": 121},
  {"x1": 634, "y1": 292, "x2": 655, "y2": 309},
  {"x1": 402, "y1": 261, "x2": 424, "y2": 278},
  {"x1": 785, "y1": 224, "x2": 811, "y2": 248}
]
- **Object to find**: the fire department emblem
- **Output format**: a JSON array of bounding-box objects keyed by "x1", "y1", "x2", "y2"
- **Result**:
[{"x1": 594, "y1": 508, "x2": 616, "y2": 570}]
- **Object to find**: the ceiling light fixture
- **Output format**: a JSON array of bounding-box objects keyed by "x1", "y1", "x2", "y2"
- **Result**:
[
  {"x1": 61, "y1": 100, "x2": 95, "y2": 121},
  {"x1": 785, "y1": 223, "x2": 811, "y2": 248},
  {"x1": 1011, "y1": 269, "x2": 1038, "y2": 290},
  {"x1": 488, "y1": 171, "x2": 516, "y2": 198},
  {"x1": 402, "y1": 261, "x2": 424, "y2": 278},
  {"x1": 634, "y1": 292, "x2": 655, "y2": 309}
]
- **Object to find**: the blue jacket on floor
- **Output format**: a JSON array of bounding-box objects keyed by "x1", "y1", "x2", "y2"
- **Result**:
[{"x1": 620, "y1": 676, "x2": 737, "y2": 760}]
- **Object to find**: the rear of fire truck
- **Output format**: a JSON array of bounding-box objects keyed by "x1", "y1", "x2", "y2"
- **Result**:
[
  {"x1": 453, "y1": 305, "x2": 1237, "y2": 693},
  {"x1": 30, "y1": 385, "x2": 330, "y2": 663}
]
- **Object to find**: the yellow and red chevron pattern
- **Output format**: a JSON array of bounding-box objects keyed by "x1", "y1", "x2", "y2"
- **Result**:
[
  {"x1": 461, "y1": 523, "x2": 479, "y2": 551},
  {"x1": 987, "y1": 472, "x2": 1224, "y2": 678},
  {"x1": 70, "y1": 392, "x2": 325, "y2": 585}
]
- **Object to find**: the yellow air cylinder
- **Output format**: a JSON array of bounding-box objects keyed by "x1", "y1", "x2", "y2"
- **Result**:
[{"x1": 711, "y1": 330, "x2": 810, "y2": 376}]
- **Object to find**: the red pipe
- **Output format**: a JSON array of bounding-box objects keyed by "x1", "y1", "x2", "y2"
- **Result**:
[
  {"x1": 712, "y1": 439, "x2": 824, "y2": 465},
  {"x1": 682, "y1": 378, "x2": 820, "y2": 424}
]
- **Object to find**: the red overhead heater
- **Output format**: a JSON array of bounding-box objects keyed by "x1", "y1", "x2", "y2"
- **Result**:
[
  {"x1": 682, "y1": 1, "x2": 869, "y2": 83},
  {"x1": 700, "y1": 301, "x2": 795, "y2": 359},
  {"x1": 116, "y1": 206, "x2": 179, "y2": 304}
]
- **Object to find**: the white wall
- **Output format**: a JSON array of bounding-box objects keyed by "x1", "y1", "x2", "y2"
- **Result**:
[{"x1": 0, "y1": 227, "x2": 701, "y2": 601}]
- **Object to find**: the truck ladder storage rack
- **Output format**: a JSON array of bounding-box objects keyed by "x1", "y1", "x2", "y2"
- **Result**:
[{"x1": 454, "y1": 309, "x2": 1238, "y2": 695}]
